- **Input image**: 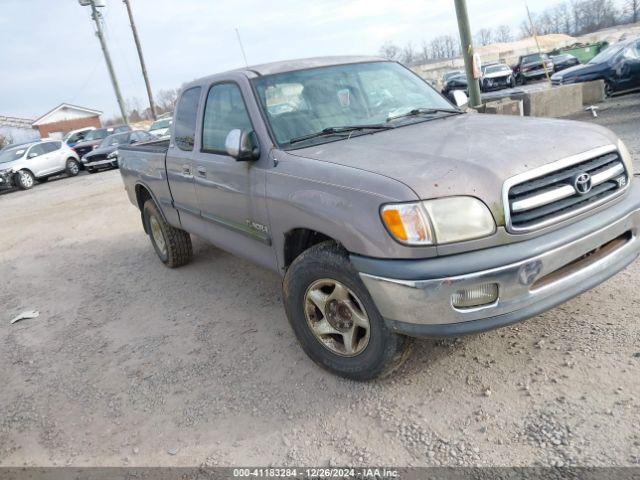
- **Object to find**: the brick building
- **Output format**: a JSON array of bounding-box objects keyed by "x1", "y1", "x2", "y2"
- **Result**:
[{"x1": 31, "y1": 103, "x2": 102, "y2": 139}]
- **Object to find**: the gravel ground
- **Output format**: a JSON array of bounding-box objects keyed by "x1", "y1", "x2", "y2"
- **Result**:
[{"x1": 1, "y1": 95, "x2": 639, "y2": 467}]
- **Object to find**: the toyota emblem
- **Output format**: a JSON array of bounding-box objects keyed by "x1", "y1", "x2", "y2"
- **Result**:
[{"x1": 573, "y1": 172, "x2": 592, "y2": 195}]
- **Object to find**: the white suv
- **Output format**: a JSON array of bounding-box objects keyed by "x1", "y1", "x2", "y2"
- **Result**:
[{"x1": 0, "y1": 140, "x2": 81, "y2": 190}]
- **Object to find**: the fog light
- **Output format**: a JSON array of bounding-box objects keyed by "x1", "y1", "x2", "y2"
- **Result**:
[{"x1": 451, "y1": 283, "x2": 499, "y2": 309}]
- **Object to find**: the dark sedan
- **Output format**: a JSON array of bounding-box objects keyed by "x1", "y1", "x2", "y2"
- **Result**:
[
  {"x1": 72, "y1": 125, "x2": 131, "y2": 161},
  {"x1": 82, "y1": 130, "x2": 154, "y2": 173},
  {"x1": 551, "y1": 38, "x2": 640, "y2": 96},
  {"x1": 551, "y1": 53, "x2": 580, "y2": 72},
  {"x1": 441, "y1": 72, "x2": 468, "y2": 100}
]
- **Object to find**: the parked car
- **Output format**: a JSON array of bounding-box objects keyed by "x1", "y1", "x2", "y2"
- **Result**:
[
  {"x1": 119, "y1": 56, "x2": 637, "y2": 380},
  {"x1": 63, "y1": 126, "x2": 95, "y2": 148},
  {"x1": 441, "y1": 71, "x2": 468, "y2": 100},
  {"x1": 442, "y1": 70, "x2": 464, "y2": 85},
  {"x1": 72, "y1": 125, "x2": 131, "y2": 160},
  {"x1": 551, "y1": 38, "x2": 640, "y2": 96},
  {"x1": 513, "y1": 53, "x2": 554, "y2": 84},
  {"x1": 82, "y1": 130, "x2": 154, "y2": 173},
  {"x1": 551, "y1": 53, "x2": 580, "y2": 72},
  {"x1": 0, "y1": 140, "x2": 80, "y2": 190},
  {"x1": 480, "y1": 63, "x2": 515, "y2": 91},
  {"x1": 148, "y1": 117, "x2": 172, "y2": 137}
]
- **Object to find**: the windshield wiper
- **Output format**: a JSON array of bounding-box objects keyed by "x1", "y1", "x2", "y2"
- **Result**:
[
  {"x1": 289, "y1": 124, "x2": 395, "y2": 145},
  {"x1": 387, "y1": 108, "x2": 462, "y2": 122}
]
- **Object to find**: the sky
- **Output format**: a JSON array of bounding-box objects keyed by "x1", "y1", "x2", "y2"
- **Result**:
[{"x1": 0, "y1": 0, "x2": 569, "y2": 119}]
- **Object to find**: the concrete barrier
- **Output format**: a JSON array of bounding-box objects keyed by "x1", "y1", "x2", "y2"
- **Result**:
[
  {"x1": 507, "y1": 84, "x2": 583, "y2": 117},
  {"x1": 582, "y1": 80, "x2": 605, "y2": 105},
  {"x1": 481, "y1": 99, "x2": 524, "y2": 116}
]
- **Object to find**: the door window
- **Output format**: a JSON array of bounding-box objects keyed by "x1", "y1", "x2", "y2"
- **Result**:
[
  {"x1": 174, "y1": 87, "x2": 202, "y2": 151},
  {"x1": 202, "y1": 83, "x2": 253, "y2": 153},
  {"x1": 43, "y1": 141, "x2": 61, "y2": 152},
  {"x1": 28, "y1": 144, "x2": 46, "y2": 157}
]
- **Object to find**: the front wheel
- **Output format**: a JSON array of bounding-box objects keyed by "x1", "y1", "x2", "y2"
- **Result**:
[
  {"x1": 66, "y1": 158, "x2": 80, "y2": 176},
  {"x1": 283, "y1": 241, "x2": 411, "y2": 380},
  {"x1": 15, "y1": 170, "x2": 35, "y2": 190},
  {"x1": 142, "y1": 200, "x2": 193, "y2": 268},
  {"x1": 604, "y1": 80, "x2": 614, "y2": 98}
]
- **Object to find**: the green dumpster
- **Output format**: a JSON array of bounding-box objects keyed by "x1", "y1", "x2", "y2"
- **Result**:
[{"x1": 550, "y1": 41, "x2": 609, "y2": 64}]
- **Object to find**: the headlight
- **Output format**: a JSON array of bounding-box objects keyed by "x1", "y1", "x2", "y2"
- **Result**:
[
  {"x1": 381, "y1": 196, "x2": 496, "y2": 245},
  {"x1": 618, "y1": 139, "x2": 634, "y2": 176},
  {"x1": 107, "y1": 149, "x2": 119, "y2": 159}
]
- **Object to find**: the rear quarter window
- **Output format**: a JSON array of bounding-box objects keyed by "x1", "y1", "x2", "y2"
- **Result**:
[{"x1": 174, "y1": 87, "x2": 202, "y2": 151}]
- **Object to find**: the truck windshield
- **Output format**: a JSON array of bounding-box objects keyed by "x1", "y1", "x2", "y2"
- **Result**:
[{"x1": 252, "y1": 61, "x2": 454, "y2": 147}]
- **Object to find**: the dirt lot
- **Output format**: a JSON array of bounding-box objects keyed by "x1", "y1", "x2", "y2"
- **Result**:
[{"x1": 1, "y1": 95, "x2": 640, "y2": 468}]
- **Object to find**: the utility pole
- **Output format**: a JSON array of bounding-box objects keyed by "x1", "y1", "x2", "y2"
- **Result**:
[
  {"x1": 85, "y1": 0, "x2": 129, "y2": 124},
  {"x1": 123, "y1": 0, "x2": 156, "y2": 120},
  {"x1": 235, "y1": 28, "x2": 249, "y2": 67},
  {"x1": 454, "y1": 0, "x2": 482, "y2": 108},
  {"x1": 525, "y1": 3, "x2": 552, "y2": 86}
]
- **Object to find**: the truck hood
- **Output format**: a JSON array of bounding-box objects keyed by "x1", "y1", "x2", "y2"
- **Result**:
[{"x1": 290, "y1": 114, "x2": 618, "y2": 222}]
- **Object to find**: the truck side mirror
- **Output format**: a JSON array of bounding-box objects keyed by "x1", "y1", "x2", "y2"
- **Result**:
[
  {"x1": 452, "y1": 90, "x2": 469, "y2": 109},
  {"x1": 225, "y1": 129, "x2": 260, "y2": 161}
]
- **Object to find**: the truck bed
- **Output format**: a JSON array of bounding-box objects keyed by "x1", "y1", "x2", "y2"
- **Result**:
[{"x1": 118, "y1": 138, "x2": 174, "y2": 219}]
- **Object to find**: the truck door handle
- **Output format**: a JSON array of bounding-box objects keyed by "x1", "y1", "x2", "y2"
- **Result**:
[
  {"x1": 196, "y1": 166, "x2": 206, "y2": 178},
  {"x1": 182, "y1": 164, "x2": 192, "y2": 177}
]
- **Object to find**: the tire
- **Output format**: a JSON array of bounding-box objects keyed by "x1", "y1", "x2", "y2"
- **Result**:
[
  {"x1": 142, "y1": 199, "x2": 192, "y2": 268},
  {"x1": 15, "y1": 170, "x2": 35, "y2": 190},
  {"x1": 604, "y1": 81, "x2": 614, "y2": 98},
  {"x1": 282, "y1": 241, "x2": 411, "y2": 380},
  {"x1": 65, "y1": 158, "x2": 80, "y2": 176}
]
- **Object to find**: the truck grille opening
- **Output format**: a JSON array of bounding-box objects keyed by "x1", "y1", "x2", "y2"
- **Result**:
[
  {"x1": 507, "y1": 150, "x2": 628, "y2": 232},
  {"x1": 531, "y1": 231, "x2": 632, "y2": 290}
]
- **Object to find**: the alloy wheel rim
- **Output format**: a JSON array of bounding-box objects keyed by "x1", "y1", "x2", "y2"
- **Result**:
[
  {"x1": 21, "y1": 172, "x2": 33, "y2": 188},
  {"x1": 69, "y1": 161, "x2": 79, "y2": 174},
  {"x1": 149, "y1": 215, "x2": 167, "y2": 256},
  {"x1": 304, "y1": 279, "x2": 371, "y2": 357}
]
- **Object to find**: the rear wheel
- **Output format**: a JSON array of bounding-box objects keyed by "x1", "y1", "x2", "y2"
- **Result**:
[
  {"x1": 66, "y1": 158, "x2": 80, "y2": 176},
  {"x1": 283, "y1": 241, "x2": 411, "y2": 380},
  {"x1": 15, "y1": 170, "x2": 35, "y2": 190},
  {"x1": 142, "y1": 200, "x2": 193, "y2": 268}
]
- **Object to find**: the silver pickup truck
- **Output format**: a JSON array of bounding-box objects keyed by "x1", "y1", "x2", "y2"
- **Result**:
[{"x1": 119, "y1": 56, "x2": 639, "y2": 380}]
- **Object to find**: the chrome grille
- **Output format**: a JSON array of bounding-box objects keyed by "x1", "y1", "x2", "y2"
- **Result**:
[{"x1": 505, "y1": 146, "x2": 628, "y2": 232}]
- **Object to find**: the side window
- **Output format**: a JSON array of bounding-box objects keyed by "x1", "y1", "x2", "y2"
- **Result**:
[
  {"x1": 28, "y1": 144, "x2": 46, "y2": 157},
  {"x1": 202, "y1": 83, "x2": 252, "y2": 153},
  {"x1": 174, "y1": 87, "x2": 202, "y2": 151},
  {"x1": 50, "y1": 141, "x2": 62, "y2": 151}
]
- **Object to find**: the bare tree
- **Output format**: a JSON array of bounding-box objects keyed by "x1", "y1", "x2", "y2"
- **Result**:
[
  {"x1": 379, "y1": 42, "x2": 402, "y2": 61},
  {"x1": 419, "y1": 40, "x2": 431, "y2": 63},
  {"x1": 475, "y1": 28, "x2": 493, "y2": 46},
  {"x1": 442, "y1": 35, "x2": 459, "y2": 58},
  {"x1": 494, "y1": 25, "x2": 513, "y2": 43},
  {"x1": 156, "y1": 88, "x2": 179, "y2": 115},
  {"x1": 401, "y1": 42, "x2": 417, "y2": 65},
  {"x1": 0, "y1": 132, "x2": 13, "y2": 149},
  {"x1": 626, "y1": 0, "x2": 639, "y2": 22}
]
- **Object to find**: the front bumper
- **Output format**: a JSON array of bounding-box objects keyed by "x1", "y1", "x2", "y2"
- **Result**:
[
  {"x1": 84, "y1": 157, "x2": 118, "y2": 169},
  {"x1": 353, "y1": 183, "x2": 640, "y2": 337},
  {"x1": 0, "y1": 171, "x2": 15, "y2": 189}
]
